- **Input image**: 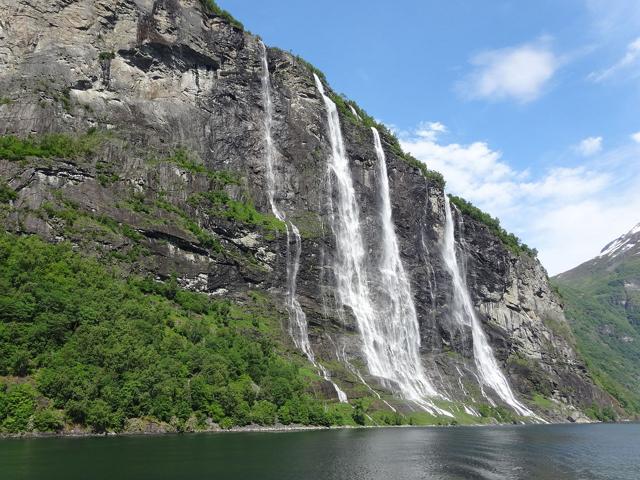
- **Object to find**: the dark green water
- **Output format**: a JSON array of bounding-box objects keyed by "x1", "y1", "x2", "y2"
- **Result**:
[{"x1": 1, "y1": 423, "x2": 638, "y2": 479}]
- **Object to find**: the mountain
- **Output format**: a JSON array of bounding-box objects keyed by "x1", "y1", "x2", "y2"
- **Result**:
[
  {"x1": 0, "y1": 0, "x2": 619, "y2": 434},
  {"x1": 554, "y1": 224, "x2": 640, "y2": 414}
]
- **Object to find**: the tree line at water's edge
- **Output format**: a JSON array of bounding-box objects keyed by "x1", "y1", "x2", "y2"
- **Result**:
[
  {"x1": 0, "y1": 233, "x2": 546, "y2": 434},
  {"x1": 0, "y1": 233, "x2": 348, "y2": 433}
]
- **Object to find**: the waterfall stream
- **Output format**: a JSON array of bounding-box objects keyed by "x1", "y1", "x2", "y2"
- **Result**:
[
  {"x1": 372, "y1": 128, "x2": 450, "y2": 415},
  {"x1": 442, "y1": 195, "x2": 534, "y2": 416},
  {"x1": 260, "y1": 43, "x2": 346, "y2": 402},
  {"x1": 314, "y1": 73, "x2": 448, "y2": 415}
]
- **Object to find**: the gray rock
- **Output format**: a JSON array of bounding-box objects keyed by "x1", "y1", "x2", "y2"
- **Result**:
[{"x1": 0, "y1": 0, "x2": 620, "y2": 420}]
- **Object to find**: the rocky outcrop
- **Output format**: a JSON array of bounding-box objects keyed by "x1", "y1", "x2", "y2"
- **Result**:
[{"x1": 0, "y1": 0, "x2": 618, "y2": 420}]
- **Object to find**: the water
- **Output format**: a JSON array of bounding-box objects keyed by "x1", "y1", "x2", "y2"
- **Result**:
[
  {"x1": 371, "y1": 128, "x2": 448, "y2": 414},
  {"x1": 314, "y1": 74, "x2": 445, "y2": 412},
  {"x1": 2, "y1": 423, "x2": 638, "y2": 479},
  {"x1": 441, "y1": 196, "x2": 533, "y2": 417},
  {"x1": 259, "y1": 43, "x2": 346, "y2": 402},
  {"x1": 259, "y1": 41, "x2": 283, "y2": 222}
]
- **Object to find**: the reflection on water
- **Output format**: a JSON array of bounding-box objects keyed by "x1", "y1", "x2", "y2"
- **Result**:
[{"x1": 1, "y1": 423, "x2": 638, "y2": 480}]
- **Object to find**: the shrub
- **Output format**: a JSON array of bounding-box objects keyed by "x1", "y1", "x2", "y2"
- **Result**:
[
  {"x1": 251, "y1": 400, "x2": 277, "y2": 426},
  {"x1": 86, "y1": 400, "x2": 113, "y2": 432},
  {"x1": 585, "y1": 404, "x2": 617, "y2": 422},
  {"x1": 99, "y1": 52, "x2": 115, "y2": 61},
  {"x1": 0, "y1": 182, "x2": 16, "y2": 203},
  {"x1": 32, "y1": 408, "x2": 64, "y2": 432},
  {"x1": 219, "y1": 417, "x2": 234, "y2": 429},
  {"x1": 351, "y1": 399, "x2": 366, "y2": 426},
  {"x1": 1, "y1": 383, "x2": 37, "y2": 433}
]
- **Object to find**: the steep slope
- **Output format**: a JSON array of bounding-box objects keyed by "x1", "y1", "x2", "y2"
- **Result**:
[
  {"x1": 554, "y1": 224, "x2": 640, "y2": 414},
  {"x1": 0, "y1": 0, "x2": 618, "y2": 432}
]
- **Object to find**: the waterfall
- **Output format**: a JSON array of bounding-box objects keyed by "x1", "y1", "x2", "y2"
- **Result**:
[
  {"x1": 260, "y1": 43, "x2": 346, "y2": 402},
  {"x1": 259, "y1": 42, "x2": 283, "y2": 222},
  {"x1": 372, "y1": 127, "x2": 450, "y2": 413},
  {"x1": 314, "y1": 72, "x2": 448, "y2": 415},
  {"x1": 441, "y1": 195, "x2": 534, "y2": 416}
]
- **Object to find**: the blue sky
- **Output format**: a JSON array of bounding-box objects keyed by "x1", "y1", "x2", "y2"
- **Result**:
[{"x1": 219, "y1": 0, "x2": 640, "y2": 274}]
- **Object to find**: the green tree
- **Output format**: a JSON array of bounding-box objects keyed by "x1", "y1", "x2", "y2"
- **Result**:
[
  {"x1": 251, "y1": 400, "x2": 277, "y2": 426},
  {"x1": 351, "y1": 399, "x2": 366, "y2": 426},
  {"x1": 1, "y1": 383, "x2": 37, "y2": 433}
]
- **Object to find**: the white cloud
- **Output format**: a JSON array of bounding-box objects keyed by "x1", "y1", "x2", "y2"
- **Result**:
[
  {"x1": 415, "y1": 121, "x2": 447, "y2": 141},
  {"x1": 588, "y1": 37, "x2": 640, "y2": 82},
  {"x1": 459, "y1": 40, "x2": 558, "y2": 103},
  {"x1": 401, "y1": 123, "x2": 640, "y2": 275},
  {"x1": 631, "y1": 131, "x2": 640, "y2": 143},
  {"x1": 576, "y1": 136, "x2": 603, "y2": 156}
]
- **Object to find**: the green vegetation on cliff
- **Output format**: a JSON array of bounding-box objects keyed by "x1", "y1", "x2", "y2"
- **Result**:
[
  {"x1": 448, "y1": 195, "x2": 537, "y2": 257},
  {"x1": 0, "y1": 234, "x2": 506, "y2": 434},
  {"x1": 198, "y1": 0, "x2": 244, "y2": 30},
  {"x1": 326, "y1": 90, "x2": 446, "y2": 188},
  {"x1": 0, "y1": 131, "x2": 104, "y2": 162},
  {"x1": 0, "y1": 233, "x2": 339, "y2": 433}
]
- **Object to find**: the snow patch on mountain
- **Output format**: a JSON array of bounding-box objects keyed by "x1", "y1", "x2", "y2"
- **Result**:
[{"x1": 599, "y1": 223, "x2": 640, "y2": 258}]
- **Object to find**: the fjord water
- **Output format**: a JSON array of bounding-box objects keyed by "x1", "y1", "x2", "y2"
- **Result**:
[
  {"x1": 442, "y1": 197, "x2": 534, "y2": 417},
  {"x1": 314, "y1": 74, "x2": 443, "y2": 412},
  {"x1": 2, "y1": 424, "x2": 638, "y2": 480},
  {"x1": 259, "y1": 44, "x2": 346, "y2": 402}
]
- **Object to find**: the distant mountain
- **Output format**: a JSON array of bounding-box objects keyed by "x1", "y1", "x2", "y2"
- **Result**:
[
  {"x1": 558, "y1": 223, "x2": 640, "y2": 282},
  {"x1": 554, "y1": 223, "x2": 640, "y2": 413}
]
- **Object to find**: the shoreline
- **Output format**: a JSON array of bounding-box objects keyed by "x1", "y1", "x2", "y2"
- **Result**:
[{"x1": 1, "y1": 418, "x2": 611, "y2": 440}]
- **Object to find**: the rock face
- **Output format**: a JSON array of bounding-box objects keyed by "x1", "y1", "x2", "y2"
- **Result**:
[{"x1": 0, "y1": 0, "x2": 618, "y2": 420}]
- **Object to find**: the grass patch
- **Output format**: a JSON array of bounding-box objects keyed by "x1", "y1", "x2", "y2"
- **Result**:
[
  {"x1": 153, "y1": 198, "x2": 223, "y2": 251},
  {"x1": 38, "y1": 197, "x2": 153, "y2": 260},
  {"x1": 188, "y1": 191, "x2": 285, "y2": 233},
  {"x1": 160, "y1": 148, "x2": 240, "y2": 187},
  {"x1": 531, "y1": 393, "x2": 554, "y2": 410},
  {"x1": 0, "y1": 131, "x2": 104, "y2": 161}
]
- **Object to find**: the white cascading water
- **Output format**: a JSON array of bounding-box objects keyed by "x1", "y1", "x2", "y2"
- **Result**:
[
  {"x1": 314, "y1": 72, "x2": 448, "y2": 415},
  {"x1": 260, "y1": 43, "x2": 347, "y2": 402},
  {"x1": 371, "y1": 127, "x2": 451, "y2": 415},
  {"x1": 441, "y1": 195, "x2": 534, "y2": 416}
]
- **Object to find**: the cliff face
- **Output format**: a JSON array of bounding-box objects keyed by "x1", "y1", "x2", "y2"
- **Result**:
[{"x1": 0, "y1": 0, "x2": 617, "y2": 421}]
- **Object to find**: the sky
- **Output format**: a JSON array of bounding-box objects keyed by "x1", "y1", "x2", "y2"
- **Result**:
[{"x1": 219, "y1": 0, "x2": 640, "y2": 275}]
